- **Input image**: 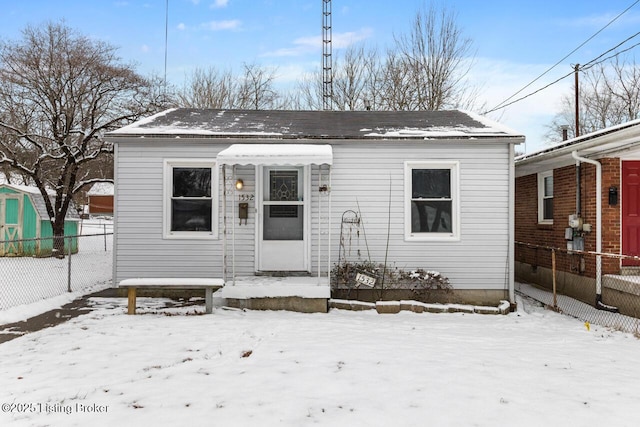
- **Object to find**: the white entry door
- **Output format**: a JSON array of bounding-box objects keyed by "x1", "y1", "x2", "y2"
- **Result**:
[{"x1": 258, "y1": 166, "x2": 309, "y2": 271}]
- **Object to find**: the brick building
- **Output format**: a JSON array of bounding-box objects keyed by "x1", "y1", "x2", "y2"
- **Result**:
[{"x1": 515, "y1": 120, "x2": 640, "y2": 314}]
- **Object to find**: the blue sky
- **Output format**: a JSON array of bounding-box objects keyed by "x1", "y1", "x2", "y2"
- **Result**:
[{"x1": 2, "y1": 0, "x2": 640, "y2": 153}]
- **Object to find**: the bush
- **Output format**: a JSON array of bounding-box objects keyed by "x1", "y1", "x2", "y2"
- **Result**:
[{"x1": 332, "y1": 261, "x2": 452, "y2": 301}]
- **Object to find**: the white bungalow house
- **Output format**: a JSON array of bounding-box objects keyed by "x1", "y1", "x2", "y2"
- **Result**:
[{"x1": 107, "y1": 109, "x2": 524, "y2": 310}]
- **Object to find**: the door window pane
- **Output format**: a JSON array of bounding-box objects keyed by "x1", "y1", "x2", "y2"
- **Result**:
[
  {"x1": 269, "y1": 170, "x2": 299, "y2": 201},
  {"x1": 263, "y1": 206, "x2": 303, "y2": 240}
]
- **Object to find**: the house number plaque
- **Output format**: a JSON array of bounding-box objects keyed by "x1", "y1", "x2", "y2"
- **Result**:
[{"x1": 355, "y1": 273, "x2": 376, "y2": 287}]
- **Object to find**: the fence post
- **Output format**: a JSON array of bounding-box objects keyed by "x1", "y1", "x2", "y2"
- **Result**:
[
  {"x1": 552, "y1": 249, "x2": 557, "y2": 309},
  {"x1": 67, "y1": 236, "x2": 72, "y2": 292},
  {"x1": 103, "y1": 223, "x2": 107, "y2": 251}
]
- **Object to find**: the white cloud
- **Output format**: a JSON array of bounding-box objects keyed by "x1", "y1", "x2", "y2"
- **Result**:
[
  {"x1": 261, "y1": 28, "x2": 373, "y2": 57},
  {"x1": 557, "y1": 11, "x2": 640, "y2": 29},
  {"x1": 202, "y1": 19, "x2": 241, "y2": 31},
  {"x1": 470, "y1": 57, "x2": 574, "y2": 152},
  {"x1": 210, "y1": 0, "x2": 229, "y2": 8},
  {"x1": 140, "y1": 44, "x2": 150, "y2": 53},
  {"x1": 177, "y1": 23, "x2": 186, "y2": 31}
]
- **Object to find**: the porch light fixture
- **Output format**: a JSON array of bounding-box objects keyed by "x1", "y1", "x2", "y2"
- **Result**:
[{"x1": 235, "y1": 179, "x2": 244, "y2": 190}]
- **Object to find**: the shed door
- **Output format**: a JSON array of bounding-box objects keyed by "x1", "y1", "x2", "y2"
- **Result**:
[
  {"x1": 257, "y1": 166, "x2": 309, "y2": 271},
  {"x1": 0, "y1": 194, "x2": 23, "y2": 256},
  {"x1": 622, "y1": 161, "x2": 640, "y2": 265}
]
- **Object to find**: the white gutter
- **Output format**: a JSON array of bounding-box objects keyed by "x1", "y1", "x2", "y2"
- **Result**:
[
  {"x1": 508, "y1": 143, "x2": 515, "y2": 304},
  {"x1": 571, "y1": 151, "x2": 602, "y2": 296},
  {"x1": 518, "y1": 120, "x2": 640, "y2": 165}
]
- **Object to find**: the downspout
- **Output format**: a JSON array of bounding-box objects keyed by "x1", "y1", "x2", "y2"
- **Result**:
[
  {"x1": 232, "y1": 165, "x2": 236, "y2": 286},
  {"x1": 571, "y1": 151, "x2": 602, "y2": 301},
  {"x1": 328, "y1": 165, "x2": 332, "y2": 283},
  {"x1": 222, "y1": 166, "x2": 227, "y2": 283},
  {"x1": 508, "y1": 143, "x2": 515, "y2": 304},
  {"x1": 576, "y1": 162, "x2": 581, "y2": 216},
  {"x1": 317, "y1": 165, "x2": 322, "y2": 284}
]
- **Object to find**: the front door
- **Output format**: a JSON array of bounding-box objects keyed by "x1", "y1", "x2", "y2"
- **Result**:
[
  {"x1": 622, "y1": 161, "x2": 640, "y2": 265},
  {"x1": 258, "y1": 166, "x2": 309, "y2": 271},
  {"x1": 0, "y1": 194, "x2": 23, "y2": 256}
]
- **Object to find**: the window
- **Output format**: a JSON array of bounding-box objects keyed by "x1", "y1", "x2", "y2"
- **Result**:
[
  {"x1": 405, "y1": 161, "x2": 459, "y2": 241},
  {"x1": 538, "y1": 171, "x2": 553, "y2": 223},
  {"x1": 164, "y1": 159, "x2": 217, "y2": 239}
]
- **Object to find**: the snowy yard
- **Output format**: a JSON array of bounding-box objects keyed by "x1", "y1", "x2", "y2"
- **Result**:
[
  {"x1": 0, "y1": 219, "x2": 113, "y2": 311},
  {"x1": 1, "y1": 295, "x2": 639, "y2": 427}
]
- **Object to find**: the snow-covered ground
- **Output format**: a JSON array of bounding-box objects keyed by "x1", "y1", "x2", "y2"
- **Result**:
[
  {"x1": 0, "y1": 218, "x2": 113, "y2": 313},
  {"x1": 1, "y1": 295, "x2": 639, "y2": 427}
]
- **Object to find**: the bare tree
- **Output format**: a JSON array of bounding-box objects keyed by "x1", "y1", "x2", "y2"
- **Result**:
[
  {"x1": 176, "y1": 66, "x2": 239, "y2": 108},
  {"x1": 177, "y1": 63, "x2": 279, "y2": 110},
  {"x1": 390, "y1": 4, "x2": 476, "y2": 110},
  {"x1": 293, "y1": 44, "x2": 380, "y2": 111},
  {"x1": 237, "y1": 62, "x2": 279, "y2": 110},
  {"x1": 546, "y1": 57, "x2": 640, "y2": 142},
  {"x1": 0, "y1": 21, "x2": 164, "y2": 256},
  {"x1": 332, "y1": 45, "x2": 377, "y2": 110},
  {"x1": 293, "y1": 71, "x2": 324, "y2": 110},
  {"x1": 378, "y1": 50, "x2": 415, "y2": 110},
  {"x1": 293, "y1": 4, "x2": 478, "y2": 112}
]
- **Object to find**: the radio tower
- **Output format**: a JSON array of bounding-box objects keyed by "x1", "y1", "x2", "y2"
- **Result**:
[{"x1": 322, "y1": 0, "x2": 333, "y2": 110}]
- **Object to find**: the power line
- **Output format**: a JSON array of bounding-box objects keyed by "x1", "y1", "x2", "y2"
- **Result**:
[
  {"x1": 483, "y1": 32, "x2": 640, "y2": 114},
  {"x1": 581, "y1": 31, "x2": 640, "y2": 71},
  {"x1": 486, "y1": 0, "x2": 640, "y2": 114}
]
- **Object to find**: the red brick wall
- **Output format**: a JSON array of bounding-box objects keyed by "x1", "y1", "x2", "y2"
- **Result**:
[{"x1": 515, "y1": 158, "x2": 621, "y2": 277}]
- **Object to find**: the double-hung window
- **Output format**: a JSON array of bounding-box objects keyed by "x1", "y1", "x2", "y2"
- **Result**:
[
  {"x1": 538, "y1": 171, "x2": 553, "y2": 224},
  {"x1": 405, "y1": 161, "x2": 459, "y2": 241},
  {"x1": 164, "y1": 159, "x2": 217, "y2": 239}
]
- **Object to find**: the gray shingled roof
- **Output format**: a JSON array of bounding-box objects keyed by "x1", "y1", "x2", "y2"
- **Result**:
[{"x1": 108, "y1": 108, "x2": 523, "y2": 141}]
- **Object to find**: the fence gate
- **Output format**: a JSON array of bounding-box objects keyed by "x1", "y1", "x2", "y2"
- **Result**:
[{"x1": 0, "y1": 194, "x2": 23, "y2": 256}]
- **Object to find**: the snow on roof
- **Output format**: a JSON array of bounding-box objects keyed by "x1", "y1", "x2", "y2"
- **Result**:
[
  {"x1": 0, "y1": 183, "x2": 80, "y2": 221},
  {"x1": 0, "y1": 182, "x2": 54, "y2": 196},
  {"x1": 87, "y1": 182, "x2": 114, "y2": 196},
  {"x1": 107, "y1": 109, "x2": 525, "y2": 141}
]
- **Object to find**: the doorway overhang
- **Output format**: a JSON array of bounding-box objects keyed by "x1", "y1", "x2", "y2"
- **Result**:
[
  {"x1": 218, "y1": 144, "x2": 333, "y2": 285},
  {"x1": 217, "y1": 144, "x2": 333, "y2": 166}
]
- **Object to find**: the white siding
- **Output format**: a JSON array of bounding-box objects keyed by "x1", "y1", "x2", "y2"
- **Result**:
[
  {"x1": 114, "y1": 139, "x2": 511, "y2": 291},
  {"x1": 115, "y1": 143, "x2": 225, "y2": 281},
  {"x1": 326, "y1": 142, "x2": 510, "y2": 291}
]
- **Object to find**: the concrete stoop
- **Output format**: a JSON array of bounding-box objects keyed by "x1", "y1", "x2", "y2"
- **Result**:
[
  {"x1": 330, "y1": 299, "x2": 512, "y2": 315},
  {"x1": 223, "y1": 296, "x2": 329, "y2": 313}
]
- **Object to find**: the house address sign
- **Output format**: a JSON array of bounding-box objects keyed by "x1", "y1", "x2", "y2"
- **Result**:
[{"x1": 355, "y1": 272, "x2": 376, "y2": 287}]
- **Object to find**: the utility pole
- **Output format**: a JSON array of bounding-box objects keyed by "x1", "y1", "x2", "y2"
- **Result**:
[
  {"x1": 322, "y1": 0, "x2": 333, "y2": 110},
  {"x1": 574, "y1": 63, "x2": 580, "y2": 138}
]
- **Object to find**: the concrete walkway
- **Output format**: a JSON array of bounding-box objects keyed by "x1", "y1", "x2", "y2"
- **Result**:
[{"x1": 0, "y1": 292, "x2": 101, "y2": 344}]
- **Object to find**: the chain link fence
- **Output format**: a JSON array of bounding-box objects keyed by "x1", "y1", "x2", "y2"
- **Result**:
[
  {"x1": 0, "y1": 221, "x2": 113, "y2": 311},
  {"x1": 516, "y1": 242, "x2": 640, "y2": 335}
]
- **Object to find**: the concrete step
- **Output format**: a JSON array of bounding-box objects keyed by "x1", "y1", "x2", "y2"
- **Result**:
[{"x1": 620, "y1": 266, "x2": 640, "y2": 276}]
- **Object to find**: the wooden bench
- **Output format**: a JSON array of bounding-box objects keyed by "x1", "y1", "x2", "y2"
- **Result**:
[{"x1": 117, "y1": 278, "x2": 225, "y2": 315}]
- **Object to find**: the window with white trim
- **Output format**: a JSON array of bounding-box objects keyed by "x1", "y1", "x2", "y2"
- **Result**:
[
  {"x1": 538, "y1": 171, "x2": 553, "y2": 224},
  {"x1": 405, "y1": 161, "x2": 459, "y2": 241},
  {"x1": 164, "y1": 159, "x2": 217, "y2": 239}
]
